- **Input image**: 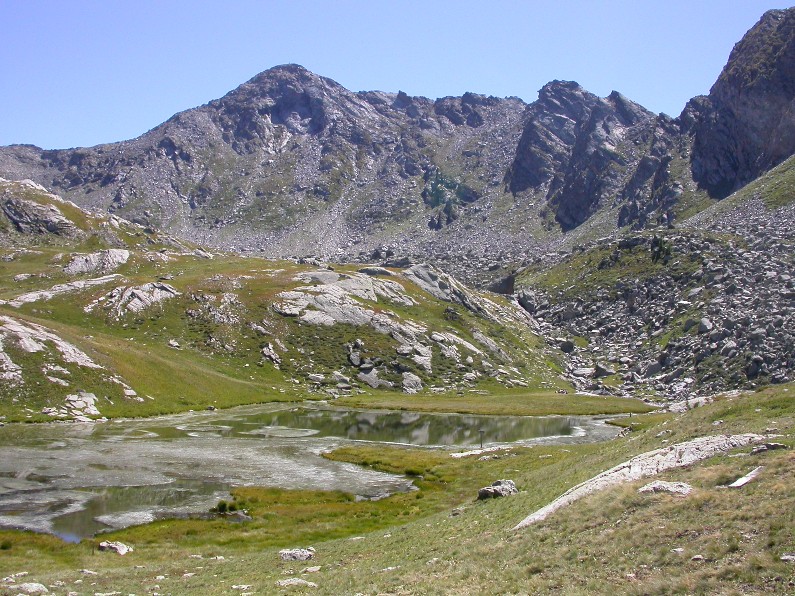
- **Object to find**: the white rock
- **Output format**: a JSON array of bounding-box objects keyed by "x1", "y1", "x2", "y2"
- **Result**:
[
  {"x1": 9, "y1": 275, "x2": 121, "y2": 307},
  {"x1": 279, "y1": 547, "x2": 315, "y2": 561},
  {"x1": 275, "y1": 578, "x2": 317, "y2": 588},
  {"x1": 402, "y1": 372, "x2": 423, "y2": 394},
  {"x1": 9, "y1": 583, "x2": 48, "y2": 595},
  {"x1": 63, "y1": 249, "x2": 130, "y2": 275},
  {"x1": 638, "y1": 481, "x2": 693, "y2": 495},
  {"x1": 513, "y1": 434, "x2": 767, "y2": 530},
  {"x1": 98, "y1": 540, "x2": 133, "y2": 555},
  {"x1": 727, "y1": 466, "x2": 764, "y2": 488},
  {"x1": 0, "y1": 316, "x2": 102, "y2": 369}
]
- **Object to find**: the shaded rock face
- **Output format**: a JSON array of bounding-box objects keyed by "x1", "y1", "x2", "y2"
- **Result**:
[
  {"x1": 689, "y1": 9, "x2": 795, "y2": 198},
  {"x1": 506, "y1": 81, "x2": 682, "y2": 231},
  {"x1": 0, "y1": 189, "x2": 80, "y2": 236}
]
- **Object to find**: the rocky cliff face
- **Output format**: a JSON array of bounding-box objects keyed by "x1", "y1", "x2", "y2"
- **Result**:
[
  {"x1": 1, "y1": 9, "x2": 794, "y2": 285},
  {"x1": 688, "y1": 9, "x2": 795, "y2": 198},
  {"x1": 505, "y1": 81, "x2": 685, "y2": 232}
]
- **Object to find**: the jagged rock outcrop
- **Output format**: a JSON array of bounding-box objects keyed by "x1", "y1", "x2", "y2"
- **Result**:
[
  {"x1": 506, "y1": 82, "x2": 683, "y2": 230},
  {"x1": 267, "y1": 266, "x2": 537, "y2": 392},
  {"x1": 0, "y1": 178, "x2": 82, "y2": 237},
  {"x1": 85, "y1": 282, "x2": 181, "y2": 318},
  {"x1": 64, "y1": 249, "x2": 130, "y2": 275},
  {"x1": 688, "y1": 9, "x2": 795, "y2": 198}
]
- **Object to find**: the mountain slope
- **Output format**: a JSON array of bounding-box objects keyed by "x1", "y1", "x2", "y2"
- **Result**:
[
  {"x1": 2, "y1": 9, "x2": 794, "y2": 284},
  {"x1": 514, "y1": 154, "x2": 795, "y2": 399},
  {"x1": 0, "y1": 178, "x2": 570, "y2": 422}
]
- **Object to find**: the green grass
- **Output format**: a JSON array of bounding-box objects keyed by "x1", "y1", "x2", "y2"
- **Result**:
[
  {"x1": 515, "y1": 233, "x2": 698, "y2": 304},
  {"x1": 734, "y1": 153, "x2": 795, "y2": 209},
  {"x1": 336, "y1": 389, "x2": 654, "y2": 416},
  {"x1": 1, "y1": 238, "x2": 572, "y2": 421},
  {"x1": 0, "y1": 384, "x2": 793, "y2": 593}
]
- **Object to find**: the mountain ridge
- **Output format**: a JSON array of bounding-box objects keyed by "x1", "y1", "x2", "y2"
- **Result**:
[{"x1": 0, "y1": 9, "x2": 793, "y2": 288}]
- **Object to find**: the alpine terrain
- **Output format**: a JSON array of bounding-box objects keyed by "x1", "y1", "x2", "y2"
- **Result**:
[{"x1": 0, "y1": 8, "x2": 794, "y2": 596}]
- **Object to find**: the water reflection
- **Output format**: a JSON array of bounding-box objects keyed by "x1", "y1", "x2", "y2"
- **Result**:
[
  {"x1": 0, "y1": 403, "x2": 619, "y2": 541},
  {"x1": 231, "y1": 407, "x2": 579, "y2": 446}
]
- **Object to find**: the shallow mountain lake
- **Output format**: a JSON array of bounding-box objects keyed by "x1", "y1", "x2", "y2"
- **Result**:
[{"x1": 0, "y1": 402, "x2": 620, "y2": 541}]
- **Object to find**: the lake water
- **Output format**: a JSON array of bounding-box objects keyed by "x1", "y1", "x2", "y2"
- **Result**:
[{"x1": 0, "y1": 402, "x2": 620, "y2": 541}]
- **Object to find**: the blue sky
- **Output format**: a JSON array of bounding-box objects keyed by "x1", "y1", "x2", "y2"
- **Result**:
[{"x1": 0, "y1": 0, "x2": 783, "y2": 149}]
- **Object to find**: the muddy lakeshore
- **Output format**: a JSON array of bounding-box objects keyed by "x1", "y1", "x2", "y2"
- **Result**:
[{"x1": 0, "y1": 402, "x2": 620, "y2": 540}]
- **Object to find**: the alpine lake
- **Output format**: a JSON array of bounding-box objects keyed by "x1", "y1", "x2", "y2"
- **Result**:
[{"x1": 0, "y1": 403, "x2": 621, "y2": 542}]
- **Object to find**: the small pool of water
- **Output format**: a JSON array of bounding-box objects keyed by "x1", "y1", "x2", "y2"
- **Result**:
[{"x1": 0, "y1": 403, "x2": 619, "y2": 541}]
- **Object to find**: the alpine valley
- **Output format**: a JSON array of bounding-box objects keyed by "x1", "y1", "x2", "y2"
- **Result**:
[{"x1": 0, "y1": 8, "x2": 794, "y2": 596}]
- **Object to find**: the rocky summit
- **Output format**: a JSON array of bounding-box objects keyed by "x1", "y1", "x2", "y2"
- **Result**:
[
  {"x1": 0, "y1": 9, "x2": 792, "y2": 287},
  {"x1": 0, "y1": 9, "x2": 794, "y2": 408}
]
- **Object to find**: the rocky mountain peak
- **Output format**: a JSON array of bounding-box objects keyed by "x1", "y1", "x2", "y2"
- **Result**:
[
  {"x1": 716, "y1": 9, "x2": 795, "y2": 96},
  {"x1": 535, "y1": 80, "x2": 596, "y2": 118},
  {"x1": 690, "y1": 7, "x2": 795, "y2": 198},
  {"x1": 1, "y1": 10, "x2": 795, "y2": 285}
]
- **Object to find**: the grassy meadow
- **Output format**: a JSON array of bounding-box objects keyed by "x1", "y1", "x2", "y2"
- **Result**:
[{"x1": 1, "y1": 384, "x2": 792, "y2": 594}]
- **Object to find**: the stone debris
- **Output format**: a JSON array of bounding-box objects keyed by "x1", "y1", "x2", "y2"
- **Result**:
[
  {"x1": 6, "y1": 275, "x2": 122, "y2": 308},
  {"x1": 261, "y1": 343, "x2": 282, "y2": 366},
  {"x1": 64, "y1": 391, "x2": 101, "y2": 419},
  {"x1": 63, "y1": 249, "x2": 130, "y2": 275},
  {"x1": 6, "y1": 583, "x2": 49, "y2": 595},
  {"x1": 478, "y1": 479, "x2": 518, "y2": 499},
  {"x1": 781, "y1": 553, "x2": 795, "y2": 562},
  {"x1": 97, "y1": 540, "x2": 134, "y2": 555},
  {"x1": 518, "y1": 204, "x2": 795, "y2": 400},
  {"x1": 750, "y1": 442, "x2": 788, "y2": 454},
  {"x1": 276, "y1": 578, "x2": 317, "y2": 588},
  {"x1": 279, "y1": 547, "x2": 315, "y2": 561},
  {"x1": 638, "y1": 480, "x2": 693, "y2": 496},
  {"x1": 513, "y1": 434, "x2": 766, "y2": 530},
  {"x1": 726, "y1": 466, "x2": 764, "y2": 488}
]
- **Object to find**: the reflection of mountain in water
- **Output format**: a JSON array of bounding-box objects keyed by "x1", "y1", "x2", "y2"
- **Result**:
[{"x1": 250, "y1": 408, "x2": 575, "y2": 446}]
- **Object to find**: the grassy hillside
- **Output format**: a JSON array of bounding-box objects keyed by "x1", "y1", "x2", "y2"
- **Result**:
[
  {"x1": 1, "y1": 383, "x2": 791, "y2": 594},
  {"x1": 0, "y1": 179, "x2": 596, "y2": 422}
]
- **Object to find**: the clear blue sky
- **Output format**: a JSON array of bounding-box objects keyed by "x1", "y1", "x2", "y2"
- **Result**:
[{"x1": 0, "y1": 0, "x2": 784, "y2": 149}]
